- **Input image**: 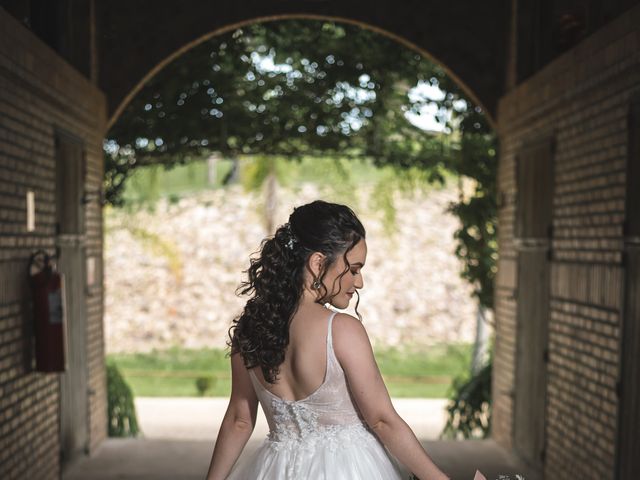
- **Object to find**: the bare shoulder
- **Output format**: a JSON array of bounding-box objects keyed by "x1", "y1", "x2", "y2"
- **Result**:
[
  {"x1": 332, "y1": 312, "x2": 367, "y2": 337},
  {"x1": 332, "y1": 313, "x2": 373, "y2": 361}
]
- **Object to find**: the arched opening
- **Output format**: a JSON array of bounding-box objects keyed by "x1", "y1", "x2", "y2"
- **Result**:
[
  {"x1": 106, "y1": 14, "x2": 496, "y2": 131},
  {"x1": 95, "y1": 15, "x2": 504, "y2": 480}
]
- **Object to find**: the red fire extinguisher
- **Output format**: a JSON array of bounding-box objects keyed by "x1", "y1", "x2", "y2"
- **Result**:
[{"x1": 29, "y1": 250, "x2": 67, "y2": 372}]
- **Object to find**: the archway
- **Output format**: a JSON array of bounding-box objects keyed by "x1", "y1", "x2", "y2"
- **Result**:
[
  {"x1": 100, "y1": 15, "x2": 504, "y2": 480},
  {"x1": 106, "y1": 14, "x2": 496, "y2": 131}
]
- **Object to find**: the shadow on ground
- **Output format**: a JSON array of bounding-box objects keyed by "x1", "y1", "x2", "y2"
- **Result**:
[
  {"x1": 63, "y1": 438, "x2": 540, "y2": 480},
  {"x1": 64, "y1": 398, "x2": 540, "y2": 480}
]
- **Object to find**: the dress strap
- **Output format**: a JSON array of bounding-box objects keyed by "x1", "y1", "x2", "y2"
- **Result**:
[{"x1": 326, "y1": 309, "x2": 338, "y2": 349}]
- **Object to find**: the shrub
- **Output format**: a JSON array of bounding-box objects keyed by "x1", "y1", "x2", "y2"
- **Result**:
[
  {"x1": 439, "y1": 357, "x2": 492, "y2": 440},
  {"x1": 195, "y1": 376, "x2": 214, "y2": 396},
  {"x1": 107, "y1": 362, "x2": 140, "y2": 437}
]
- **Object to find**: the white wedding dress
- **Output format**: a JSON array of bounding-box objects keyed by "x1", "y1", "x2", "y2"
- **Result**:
[{"x1": 227, "y1": 309, "x2": 408, "y2": 479}]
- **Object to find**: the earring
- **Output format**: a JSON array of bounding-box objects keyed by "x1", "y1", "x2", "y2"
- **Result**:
[{"x1": 312, "y1": 280, "x2": 321, "y2": 290}]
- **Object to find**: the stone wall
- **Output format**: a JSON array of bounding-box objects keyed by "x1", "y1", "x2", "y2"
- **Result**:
[
  {"x1": 0, "y1": 9, "x2": 106, "y2": 479},
  {"x1": 493, "y1": 4, "x2": 640, "y2": 478},
  {"x1": 104, "y1": 182, "x2": 481, "y2": 354}
]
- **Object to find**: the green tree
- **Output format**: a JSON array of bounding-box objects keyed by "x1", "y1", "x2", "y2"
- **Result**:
[
  {"x1": 104, "y1": 21, "x2": 451, "y2": 202},
  {"x1": 105, "y1": 18, "x2": 497, "y2": 334}
]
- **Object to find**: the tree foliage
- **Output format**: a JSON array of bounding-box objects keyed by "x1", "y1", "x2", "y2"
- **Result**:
[
  {"x1": 446, "y1": 107, "x2": 498, "y2": 310},
  {"x1": 106, "y1": 362, "x2": 140, "y2": 437},
  {"x1": 105, "y1": 18, "x2": 497, "y2": 310},
  {"x1": 440, "y1": 357, "x2": 493, "y2": 440}
]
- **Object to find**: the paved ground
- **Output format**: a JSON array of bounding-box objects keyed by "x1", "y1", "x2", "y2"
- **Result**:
[
  {"x1": 131, "y1": 397, "x2": 450, "y2": 441},
  {"x1": 63, "y1": 397, "x2": 539, "y2": 480}
]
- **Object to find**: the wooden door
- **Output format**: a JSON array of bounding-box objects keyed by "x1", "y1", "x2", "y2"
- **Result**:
[
  {"x1": 513, "y1": 136, "x2": 555, "y2": 470},
  {"x1": 616, "y1": 95, "x2": 640, "y2": 479},
  {"x1": 55, "y1": 132, "x2": 88, "y2": 464},
  {"x1": 617, "y1": 248, "x2": 640, "y2": 479},
  {"x1": 514, "y1": 249, "x2": 550, "y2": 468}
]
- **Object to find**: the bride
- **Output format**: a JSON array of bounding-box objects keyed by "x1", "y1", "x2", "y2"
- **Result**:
[{"x1": 205, "y1": 200, "x2": 456, "y2": 479}]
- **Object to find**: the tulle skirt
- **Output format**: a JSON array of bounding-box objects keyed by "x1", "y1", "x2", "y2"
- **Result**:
[{"x1": 227, "y1": 423, "x2": 408, "y2": 480}]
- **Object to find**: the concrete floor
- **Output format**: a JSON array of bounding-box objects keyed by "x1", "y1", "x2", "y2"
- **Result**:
[
  {"x1": 63, "y1": 398, "x2": 540, "y2": 480},
  {"x1": 129, "y1": 397, "x2": 451, "y2": 441}
]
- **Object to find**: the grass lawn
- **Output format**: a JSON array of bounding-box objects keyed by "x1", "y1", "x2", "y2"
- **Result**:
[
  {"x1": 108, "y1": 343, "x2": 472, "y2": 398},
  {"x1": 118, "y1": 155, "x2": 456, "y2": 208}
]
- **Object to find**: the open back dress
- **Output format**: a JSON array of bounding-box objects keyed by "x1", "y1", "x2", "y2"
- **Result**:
[{"x1": 226, "y1": 308, "x2": 407, "y2": 479}]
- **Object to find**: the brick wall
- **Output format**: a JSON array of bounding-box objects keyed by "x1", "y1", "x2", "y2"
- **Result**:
[
  {"x1": 0, "y1": 8, "x2": 106, "y2": 480},
  {"x1": 493, "y1": 4, "x2": 640, "y2": 479}
]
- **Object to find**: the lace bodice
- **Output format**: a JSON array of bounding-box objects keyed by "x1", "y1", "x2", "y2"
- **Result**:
[{"x1": 248, "y1": 309, "x2": 367, "y2": 445}]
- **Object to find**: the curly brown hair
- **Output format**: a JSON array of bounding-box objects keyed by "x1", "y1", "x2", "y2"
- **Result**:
[{"x1": 228, "y1": 200, "x2": 366, "y2": 383}]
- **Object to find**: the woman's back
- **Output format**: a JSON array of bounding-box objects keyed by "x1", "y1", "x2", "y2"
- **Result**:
[
  {"x1": 250, "y1": 304, "x2": 338, "y2": 402},
  {"x1": 249, "y1": 308, "x2": 364, "y2": 428},
  {"x1": 226, "y1": 307, "x2": 407, "y2": 479}
]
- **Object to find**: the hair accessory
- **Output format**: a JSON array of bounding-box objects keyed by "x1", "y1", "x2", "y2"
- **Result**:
[{"x1": 283, "y1": 222, "x2": 298, "y2": 250}]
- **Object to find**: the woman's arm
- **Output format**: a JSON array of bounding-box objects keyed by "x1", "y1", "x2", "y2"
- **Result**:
[
  {"x1": 205, "y1": 352, "x2": 258, "y2": 480},
  {"x1": 333, "y1": 313, "x2": 451, "y2": 480}
]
